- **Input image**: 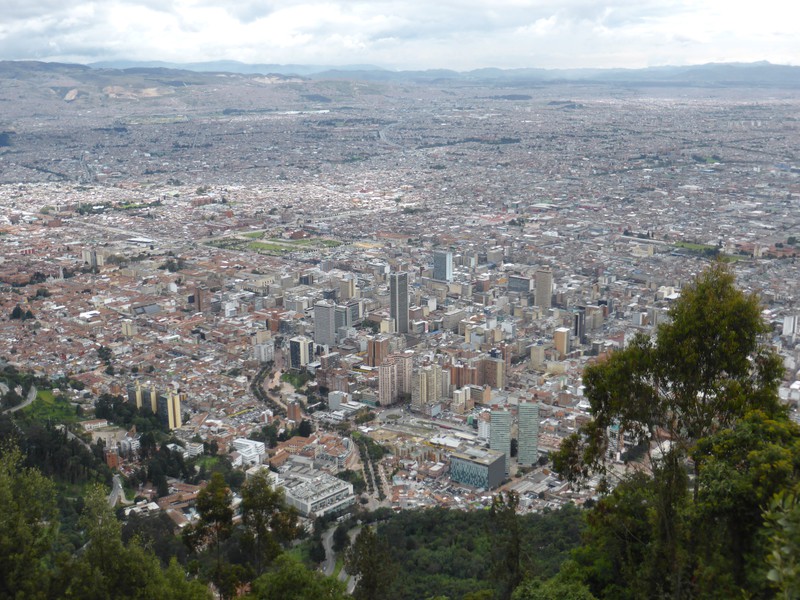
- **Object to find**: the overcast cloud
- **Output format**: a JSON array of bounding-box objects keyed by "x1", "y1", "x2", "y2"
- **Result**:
[{"x1": 0, "y1": 0, "x2": 797, "y2": 70}]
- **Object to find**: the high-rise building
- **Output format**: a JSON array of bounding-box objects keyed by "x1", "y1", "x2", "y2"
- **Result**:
[
  {"x1": 535, "y1": 268, "x2": 553, "y2": 309},
  {"x1": 412, "y1": 363, "x2": 442, "y2": 411},
  {"x1": 449, "y1": 448, "x2": 505, "y2": 490},
  {"x1": 367, "y1": 335, "x2": 390, "y2": 367},
  {"x1": 554, "y1": 327, "x2": 571, "y2": 357},
  {"x1": 479, "y1": 357, "x2": 505, "y2": 389},
  {"x1": 433, "y1": 250, "x2": 453, "y2": 282},
  {"x1": 507, "y1": 275, "x2": 533, "y2": 295},
  {"x1": 490, "y1": 408, "x2": 511, "y2": 471},
  {"x1": 393, "y1": 351, "x2": 414, "y2": 399},
  {"x1": 287, "y1": 400, "x2": 303, "y2": 423},
  {"x1": 339, "y1": 277, "x2": 356, "y2": 300},
  {"x1": 573, "y1": 307, "x2": 587, "y2": 345},
  {"x1": 155, "y1": 389, "x2": 183, "y2": 430},
  {"x1": 314, "y1": 301, "x2": 337, "y2": 348},
  {"x1": 389, "y1": 272, "x2": 409, "y2": 334},
  {"x1": 289, "y1": 336, "x2": 313, "y2": 369},
  {"x1": 378, "y1": 360, "x2": 397, "y2": 406},
  {"x1": 517, "y1": 401, "x2": 540, "y2": 467}
]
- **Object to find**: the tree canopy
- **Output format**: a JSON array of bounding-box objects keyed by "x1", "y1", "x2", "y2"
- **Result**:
[
  {"x1": 555, "y1": 262, "x2": 784, "y2": 485},
  {"x1": 549, "y1": 263, "x2": 799, "y2": 599}
]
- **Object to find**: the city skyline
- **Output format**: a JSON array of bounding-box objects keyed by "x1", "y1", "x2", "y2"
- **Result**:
[{"x1": 2, "y1": 1, "x2": 798, "y2": 71}]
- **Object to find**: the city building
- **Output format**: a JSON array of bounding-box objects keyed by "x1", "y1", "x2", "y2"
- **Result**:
[
  {"x1": 289, "y1": 335, "x2": 313, "y2": 369},
  {"x1": 508, "y1": 275, "x2": 533, "y2": 295},
  {"x1": 517, "y1": 401, "x2": 540, "y2": 467},
  {"x1": 232, "y1": 438, "x2": 266, "y2": 466},
  {"x1": 554, "y1": 327, "x2": 571, "y2": 357},
  {"x1": 449, "y1": 448, "x2": 505, "y2": 490},
  {"x1": 367, "y1": 335, "x2": 390, "y2": 367},
  {"x1": 389, "y1": 271, "x2": 409, "y2": 334},
  {"x1": 156, "y1": 389, "x2": 183, "y2": 431},
  {"x1": 412, "y1": 363, "x2": 443, "y2": 412},
  {"x1": 313, "y1": 301, "x2": 337, "y2": 348},
  {"x1": 277, "y1": 460, "x2": 356, "y2": 517},
  {"x1": 378, "y1": 360, "x2": 398, "y2": 406},
  {"x1": 535, "y1": 268, "x2": 553, "y2": 309},
  {"x1": 433, "y1": 250, "x2": 453, "y2": 282},
  {"x1": 490, "y1": 408, "x2": 511, "y2": 470}
]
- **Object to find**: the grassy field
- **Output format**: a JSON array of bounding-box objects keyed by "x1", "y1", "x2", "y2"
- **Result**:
[
  {"x1": 674, "y1": 241, "x2": 717, "y2": 251},
  {"x1": 208, "y1": 235, "x2": 340, "y2": 256},
  {"x1": 22, "y1": 389, "x2": 78, "y2": 423}
]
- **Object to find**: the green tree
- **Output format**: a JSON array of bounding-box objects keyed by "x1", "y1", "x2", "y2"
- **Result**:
[
  {"x1": 490, "y1": 491, "x2": 524, "y2": 600},
  {"x1": 555, "y1": 262, "x2": 784, "y2": 487},
  {"x1": 0, "y1": 445, "x2": 59, "y2": 599},
  {"x1": 552, "y1": 264, "x2": 796, "y2": 600},
  {"x1": 691, "y1": 411, "x2": 800, "y2": 596},
  {"x1": 298, "y1": 419, "x2": 313, "y2": 438},
  {"x1": 346, "y1": 526, "x2": 395, "y2": 600},
  {"x1": 65, "y1": 485, "x2": 211, "y2": 599},
  {"x1": 240, "y1": 471, "x2": 299, "y2": 574},
  {"x1": 251, "y1": 554, "x2": 348, "y2": 600},
  {"x1": 186, "y1": 472, "x2": 234, "y2": 575},
  {"x1": 764, "y1": 483, "x2": 800, "y2": 599},
  {"x1": 332, "y1": 522, "x2": 351, "y2": 553}
]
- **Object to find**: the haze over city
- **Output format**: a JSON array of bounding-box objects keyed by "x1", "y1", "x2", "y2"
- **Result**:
[{"x1": 2, "y1": 0, "x2": 799, "y2": 70}]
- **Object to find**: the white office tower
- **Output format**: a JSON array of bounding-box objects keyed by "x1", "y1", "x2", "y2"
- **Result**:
[{"x1": 314, "y1": 301, "x2": 337, "y2": 348}]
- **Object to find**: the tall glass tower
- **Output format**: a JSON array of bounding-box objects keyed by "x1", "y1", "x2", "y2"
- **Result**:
[{"x1": 389, "y1": 271, "x2": 409, "y2": 334}]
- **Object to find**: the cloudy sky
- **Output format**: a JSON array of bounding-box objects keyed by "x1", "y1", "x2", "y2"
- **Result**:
[{"x1": 1, "y1": 0, "x2": 798, "y2": 71}]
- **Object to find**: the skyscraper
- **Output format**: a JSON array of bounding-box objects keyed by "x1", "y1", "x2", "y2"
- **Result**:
[
  {"x1": 433, "y1": 250, "x2": 453, "y2": 282},
  {"x1": 314, "y1": 301, "x2": 337, "y2": 348},
  {"x1": 535, "y1": 268, "x2": 553, "y2": 309},
  {"x1": 389, "y1": 271, "x2": 409, "y2": 334},
  {"x1": 554, "y1": 327, "x2": 571, "y2": 357},
  {"x1": 367, "y1": 335, "x2": 390, "y2": 367},
  {"x1": 378, "y1": 360, "x2": 397, "y2": 406},
  {"x1": 289, "y1": 336, "x2": 313, "y2": 369},
  {"x1": 517, "y1": 401, "x2": 540, "y2": 467},
  {"x1": 412, "y1": 363, "x2": 442, "y2": 411},
  {"x1": 490, "y1": 409, "x2": 511, "y2": 472}
]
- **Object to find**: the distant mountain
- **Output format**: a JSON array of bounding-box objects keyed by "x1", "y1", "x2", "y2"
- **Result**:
[
  {"x1": 89, "y1": 60, "x2": 386, "y2": 77},
  {"x1": 3, "y1": 59, "x2": 799, "y2": 88},
  {"x1": 80, "y1": 60, "x2": 800, "y2": 86}
]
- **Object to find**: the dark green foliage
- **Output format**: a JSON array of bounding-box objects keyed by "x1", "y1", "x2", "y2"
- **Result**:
[
  {"x1": 240, "y1": 472, "x2": 300, "y2": 574},
  {"x1": 298, "y1": 418, "x2": 314, "y2": 438},
  {"x1": 0, "y1": 446, "x2": 210, "y2": 599},
  {"x1": 551, "y1": 264, "x2": 800, "y2": 600},
  {"x1": 251, "y1": 554, "x2": 348, "y2": 600},
  {"x1": 333, "y1": 522, "x2": 351, "y2": 553},
  {"x1": 346, "y1": 526, "x2": 396, "y2": 600},
  {"x1": 555, "y1": 263, "x2": 784, "y2": 488},
  {"x1": 94, "y1": 392, "x2": 166, "y2": 433},
  {"x1": 96, "y1": 345, "x2": 113, "y2": 363},
  {"x1": 336, "y1": 468, "x2": 367, "y2": 494},
  {"x1": 0, "y1": 445, "x2": 59, "y2": 599},
  {"x1": 19, "y1": 421, "x2": 112, "y2": 487},
  {"x1": 122, "y1": 512, "x2": 189, "y2": 567},
  {"x1": 375, "y1": 504, "x2": 584, "y2": 600}
]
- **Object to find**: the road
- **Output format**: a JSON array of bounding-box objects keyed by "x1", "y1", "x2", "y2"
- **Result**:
[
  {"x1": 321, "y1": 523, "x2": 361, "y2": 593},
  {"x1": 3, "y1": 384, "x2": 37, "y2": 414},
  {"x1": 108, "y1": 474, "x2": 132, "y2": 507},
  {"x1": 321, "y1": 525, "x2": 337, "y2": 576}
]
